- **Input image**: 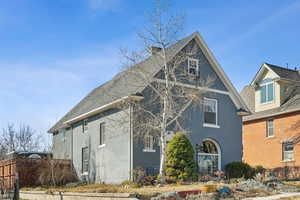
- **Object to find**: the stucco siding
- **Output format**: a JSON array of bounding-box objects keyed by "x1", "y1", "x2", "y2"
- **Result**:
[
  {"x1": 52, "y1": 128, "x2": 72, "y2": 160},
  {"x1": 71, "y1": 108, "x2": 131, "y2": 184}
]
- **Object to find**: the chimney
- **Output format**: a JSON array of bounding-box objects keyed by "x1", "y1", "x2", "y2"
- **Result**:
[{"x1": 149, "y1": 46, "x2": 162, "y2": 55}]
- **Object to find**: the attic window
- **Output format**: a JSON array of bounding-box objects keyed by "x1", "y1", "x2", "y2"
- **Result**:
[
  {"x1": 83, "y1": 119, "x2": 88, "y2": 133},
  {"x1": 260, "y1": 82, "x2": 274, "y2": 103},
  {"x1": 188, "y1": 58, "x2": 199, "y2": 76}
]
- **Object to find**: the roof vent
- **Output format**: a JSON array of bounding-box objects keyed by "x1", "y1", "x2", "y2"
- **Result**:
[{"x1": 149, "y1": 46, "x2": 162, "y2": 55}]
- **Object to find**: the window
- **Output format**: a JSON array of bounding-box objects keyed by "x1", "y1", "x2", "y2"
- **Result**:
[
  {"x1": 188, "y1": 58, "x2": 199, "y2": 76},
  {"x1": 203, "y1": 98, "x2": 218, "y2": 126},
  {"x1": 143, "y1": 135, "x2": 155, "y2": 152},
  {"x1": 99, "y1": 122, "x2": 105, "y2": 146},
  {"x1": 260, "y1": 82, "x2": 274, "y2": 103},
  {"x1": 83, "y1": 119, "x2": 88, "y2": 133},
  {"x1": 59, "y1": 129, "x2": 66, "y2": 142},
  {"x1": 82, "y1": 147, "x2": 89, "y2": 173},
  {"x1": 283, "y1": 143, "x2": 294, "y2": 161},
  {"x1": 266, "y1": 119, "x2": 274, "y2": 137}
]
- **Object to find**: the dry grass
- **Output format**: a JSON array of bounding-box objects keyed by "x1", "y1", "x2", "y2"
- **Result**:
[{"x1": 21, "y1": 183, "x2": 217, "y2": 196}]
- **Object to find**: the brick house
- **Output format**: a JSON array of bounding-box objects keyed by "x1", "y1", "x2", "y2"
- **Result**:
[{"x1": 241, "y1": 63, "x2": 300, "y2": 168}]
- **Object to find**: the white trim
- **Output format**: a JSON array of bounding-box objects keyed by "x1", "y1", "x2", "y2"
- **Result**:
[
  {"x1": 266, "y1": 119, "x2": 274, "y2": 138},
  {"x1": 64, "y1": 95, "x2": 144, "y2": 125},
  {"x1": 203, "y1": 97, "x2": 219, "y2": 128},
  {"x1": 98, "y1": 144, "x2": 106, "y2": 149},
  {"x1": 198, "y1": 138, "x2": 222, "y2": 171},
  {"x1": 153, "y1": 78, "x2": 230, "y2": 95},
  {"x1": 250, "y1": 63, "x2": 280, "y2": 86},
  {"x1": 259, "y1": 81, "x2": 275, "y2": 104},
  {"x1": 203, "y1": 123, "x2": 220, "y2": 128},
  {"x1": 187, "y1": 57, "x2": 199, "y2": 76},
  {"x1": 192, "y1": 32, "x2": 250, "y2": 113},
  {"x1": 143, "y1": 149, "x2": 156, "y2": 152}
]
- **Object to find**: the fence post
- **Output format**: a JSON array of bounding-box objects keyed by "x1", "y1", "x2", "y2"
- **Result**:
[{"x1": 59, "y1": 191, "x2": 63, "y2": 200}]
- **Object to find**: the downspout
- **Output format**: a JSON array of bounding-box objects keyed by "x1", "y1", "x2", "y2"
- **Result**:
[{"x1": 129, "y1": 104, "x2": 133, "y2": 181}]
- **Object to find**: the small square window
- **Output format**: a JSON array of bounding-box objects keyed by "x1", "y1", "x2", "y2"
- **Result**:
[
  {"x1": 188, "y1": 58, "x2": 199, "y2": 76},
  {"x1": 266, "y1": 119, "x2": 274, "y2": 137}
]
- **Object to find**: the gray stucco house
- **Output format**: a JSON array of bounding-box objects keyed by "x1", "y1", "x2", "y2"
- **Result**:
[{"x1": 49, "y1": 32, "x2": 249, "y2": 184}]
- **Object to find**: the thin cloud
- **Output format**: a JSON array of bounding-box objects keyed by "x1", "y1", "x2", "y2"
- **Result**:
[{"x1": 217, "y1": 1, "x2": 300, "y2": 53}]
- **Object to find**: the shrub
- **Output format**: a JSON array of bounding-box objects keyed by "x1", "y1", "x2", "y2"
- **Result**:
[
  {"x1": 165, "y1": 132, "x2": 197, "y2": 182},
  {"x1": 225, "y1": 162, "x2": 255, "y2": 179},
  {"x1": 254, "y1": 165, "x2": 265, "y2": 174}
]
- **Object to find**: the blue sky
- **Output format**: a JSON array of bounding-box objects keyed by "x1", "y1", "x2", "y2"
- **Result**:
[{"x1": 1, "y1": 0, "x2": 300, "y2": 137}]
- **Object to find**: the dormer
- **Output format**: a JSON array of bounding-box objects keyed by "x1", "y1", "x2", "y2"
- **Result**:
[{"x1": 250, "y1": 63, "x2": 300, "y2": 112}]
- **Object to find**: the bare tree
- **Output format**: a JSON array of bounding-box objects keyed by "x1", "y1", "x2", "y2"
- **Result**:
[
  {"x1": 0, "y1": 123, "x2": 44, "y2": 157},
  {"x1": 120, "y1": 0, "x2": 214, "y2": 182}
]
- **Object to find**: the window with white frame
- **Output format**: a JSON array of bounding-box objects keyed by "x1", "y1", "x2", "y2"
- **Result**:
[
  {"x1": 283, "y1": 142, "x2": 294, "y2": 161},
  {"x1": 266, "y1": 119, "x2": 274, "y2": 137},
  {"x1": 188, "y1": 58, "x2": 199, "y2": 76},
  {"x1": 203, "y1": 98, "x2": 218, "y2": 126},
  {"x1": 144, "y1": 135, "x2": 155, "y2": 152},
  {"x1": 260, "y1": 82, "x2": 274, "y2": 103},
  {"x1": 82, "y1": 147, "x2": 89, "y2": 173},
  {"x1": 83, "y1": 119, "x2": 88, "y2": 133},
  {"x1": 99, "y1": 122, "x2": 105, "y2": 146}
]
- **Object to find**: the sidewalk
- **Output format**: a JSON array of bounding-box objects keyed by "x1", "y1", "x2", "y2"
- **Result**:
[{"x1": 244, "y1": 193, "x2": 300, "y2": 200}]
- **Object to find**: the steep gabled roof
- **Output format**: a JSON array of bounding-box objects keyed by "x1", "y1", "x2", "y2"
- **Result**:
[
  {"x1": 266, "y1": 63, "x2": 300, "y2": 81},
  {"x1": 49, "y1": 32, "x2": 249, "y2": 133}
]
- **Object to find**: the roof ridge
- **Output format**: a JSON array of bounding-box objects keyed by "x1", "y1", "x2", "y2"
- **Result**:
[{"x1": 265, "y1": 62, "x2": 298, "y2": 72}]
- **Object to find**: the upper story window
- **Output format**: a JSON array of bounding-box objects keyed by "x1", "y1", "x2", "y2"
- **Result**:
[
  {"x1": 260, "y1": 82, "x2": 274, "y2": 103},
  {"x1": 143, "y1": 135, "x2": 155, "y2": 152},
  {"x1": 203, "y1": 98, "x2": 218, "y2": 127},
  {"x1": 82, "y1": 119, "x2": 88, "y2": 133},
  {"x1": 99, "y1": 122, "x2": 105, "y2": 146},
  {"x1": 283, "y1": 142, "x2": 294, "y2": 161},
  {"x1": 188, "y1": 57, "x2": 199, "y2": 76},
  {"x1": 266, "y1": 119, "x2": 274, "y2": 137}
]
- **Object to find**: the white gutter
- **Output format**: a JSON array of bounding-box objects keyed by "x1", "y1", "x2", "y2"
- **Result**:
[{"x1": 63, "y1": 95, "x2": 144, "y2": 125}]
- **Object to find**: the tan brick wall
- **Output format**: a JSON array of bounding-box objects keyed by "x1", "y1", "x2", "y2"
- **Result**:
[{"x1": 243, "y1": 111, "x2": 300, "y2": 169}]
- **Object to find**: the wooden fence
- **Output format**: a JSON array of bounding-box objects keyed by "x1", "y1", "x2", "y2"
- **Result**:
[{"x1": 0, "y1": 158, "x2": 77, "y2": 190}]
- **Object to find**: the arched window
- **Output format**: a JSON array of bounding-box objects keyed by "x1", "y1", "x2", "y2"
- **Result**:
[{"x1": 197, "y1": 139, "x2": 221, "y2": 174}]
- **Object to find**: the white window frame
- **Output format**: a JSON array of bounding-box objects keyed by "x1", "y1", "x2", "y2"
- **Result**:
[
  {"x1": 260, "y1": 82, "x2": 275, "y2": 104},
  {"x1": 99, "y1": 122, "x2": 106, "y2": 148},
  {"x1": 282, "y1": 142, "x2": 294, "y2": 162},
  {"x1": 188, "y1": 57, "x2": 199, "y2": 76},
  {"x1": 143, "y1": 135, "x2": 155, "y2": 152},
  {"x1": 203, "y1": 98, "x2": 219, "y2": 128},
  {"x1": 266, "y1": 119, "x2": 274, "y2": 138},
  {"x1": 83, "y1": 119, "x2": 88, "y2": 133},
  {"x1": 82, "y1": 147, "x2": 89, "y2": 174}
]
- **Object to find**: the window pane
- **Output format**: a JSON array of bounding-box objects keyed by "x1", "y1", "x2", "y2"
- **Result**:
[
  {"x1": 100, "y1": 123, "x2": 105, "y2": 145},
  {"x1": 267, "y1": 120, "x2": 274, "y2": 137},
  {"x1": 267, "y1": 83, "x2": 274, "y2": 101},
  {"x1": 82, "y1": 147, "x2": 89, "y2": 173},
  {"x1": 204, "y1": 99, "x2": 217, "y2": 125},
  {"x1": 261, "y1": 85, "x2": 267, "y2": 103}
]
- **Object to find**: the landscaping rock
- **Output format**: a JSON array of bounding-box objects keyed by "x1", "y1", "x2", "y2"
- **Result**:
[
  {"x1": 236, "y1": 179, "x2": 269, "y2": 192},
  {"x1": 151, "y1": 192, "x2": 180, "y2": 200}
]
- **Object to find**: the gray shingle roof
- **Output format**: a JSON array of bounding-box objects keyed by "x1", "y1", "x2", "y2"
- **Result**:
[
  {"x1": 243, "y1": 94, "x2": 300, "y2": 121},
  {"x1": 242, "y1": 63, "x2": 300, "y2": 121},
  {"x1": 48, "y1": 32, "x2": 196, "y2": 133},
  {"x1": 266, "y1": 63, "x2": 300, "y2": 81}
]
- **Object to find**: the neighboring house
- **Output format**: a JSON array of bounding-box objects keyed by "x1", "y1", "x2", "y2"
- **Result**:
[
  {"x1": 49, "y1": 32, "x2": 249, "y2": 184},
  {"x1": 241, "y1": 63, "x2": 300, "y2": 169}
]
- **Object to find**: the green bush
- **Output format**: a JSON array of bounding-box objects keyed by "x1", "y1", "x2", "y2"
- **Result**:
[
  {"x1": 165, "y1": 132, "x2": 197, "y2": 182},
  {"x1": 225, "y1": 162, "x2": 255, "y2": 179}
]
